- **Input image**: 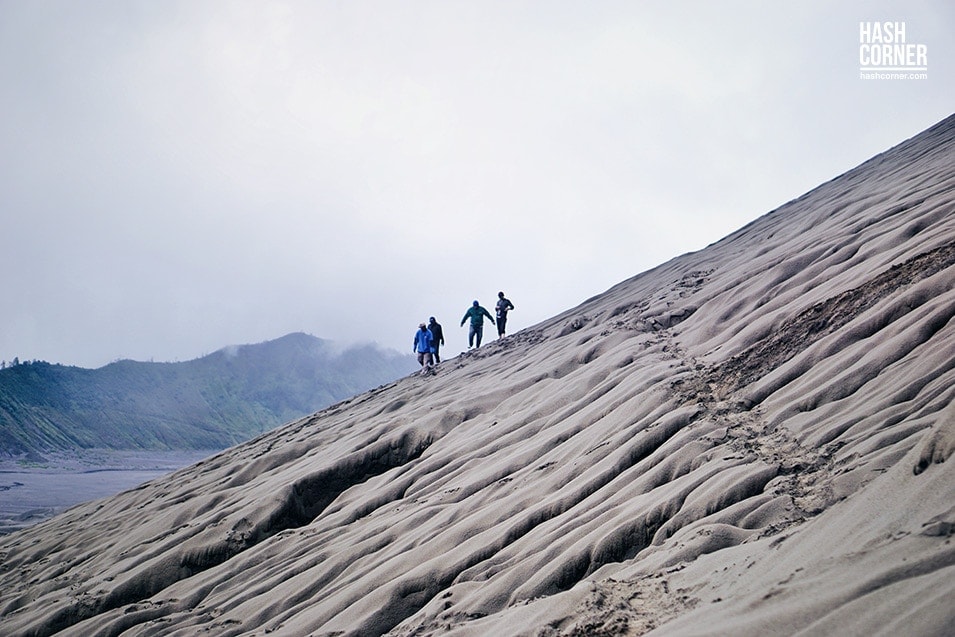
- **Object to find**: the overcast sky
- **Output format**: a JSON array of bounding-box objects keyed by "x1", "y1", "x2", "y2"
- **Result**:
[{"x1": 1, "y1": 1, "x2": 953, "y2": 368}]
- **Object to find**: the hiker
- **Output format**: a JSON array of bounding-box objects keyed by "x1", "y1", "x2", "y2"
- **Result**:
[
  {"x1": 413, "y1": 323, "x2": 434, "y2": 374},
  {"x1": 428, "y1": 316, "x2": 445, "y2": 363},
  {"x1": 495, "y1": 291, "x2": 515, "y2": 338},
  {"x1": 461, "y1": 300, "x2": 494, "y2": 349}
]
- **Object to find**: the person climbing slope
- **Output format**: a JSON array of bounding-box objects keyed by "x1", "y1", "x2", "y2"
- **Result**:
[
  {"x1": 413, "y1": 323, "x2": 435, "y2": 375},
  {"x1": 460, "y1": 300, "x2": 494, "y2": 349},
  {"x1": 495, "y1": 291, "x2": 515, "y2": 338},
  {"x1": 428, "y1": 316, "x2": 445, "y2": 363}
]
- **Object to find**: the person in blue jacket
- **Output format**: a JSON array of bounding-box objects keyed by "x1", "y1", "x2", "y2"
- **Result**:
[
  {"x1": 460, "y1": 300, "x2": 495, "y2": 349},
  {"x1": 413, "y1": 323, "x2": 434, "y2": 374}
]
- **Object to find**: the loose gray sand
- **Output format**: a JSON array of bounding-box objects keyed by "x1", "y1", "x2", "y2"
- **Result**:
[{"x1": 0, "y1": 451, "x2": 212, "y2": 534}]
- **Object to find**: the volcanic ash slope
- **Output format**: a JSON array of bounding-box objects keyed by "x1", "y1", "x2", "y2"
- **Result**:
[{"x1": 2, "y1": 115, "x2": 955, "y2": 636}]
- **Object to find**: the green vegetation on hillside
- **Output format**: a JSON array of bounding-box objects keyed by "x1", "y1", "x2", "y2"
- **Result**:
[{"x1": 0, "y1": 333, "x2": 417, "y2": 457}]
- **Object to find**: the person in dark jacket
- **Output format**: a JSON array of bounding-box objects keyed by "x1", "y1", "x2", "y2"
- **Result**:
[
  {"x1": 428, "y1": 317, "x2": 445, "y2": 363},
  {"x1": 460, "y1": 300, "x2": 494, "y2": 349},
  {"x1": 495, "y1": 291, "x2": 515, "y2": 338},
  {"x1": 413, "y1": 323, "x2": 434, "y2": 374}
]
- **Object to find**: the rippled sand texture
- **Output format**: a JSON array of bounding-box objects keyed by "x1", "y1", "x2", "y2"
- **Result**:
[{"x1": 1, "y1": 115, "x2": 953, "y2": 636}]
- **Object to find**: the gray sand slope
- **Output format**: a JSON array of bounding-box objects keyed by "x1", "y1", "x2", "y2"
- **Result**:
[{"x1": 1, "y1": 114, "x2": 953, "y2": 636}]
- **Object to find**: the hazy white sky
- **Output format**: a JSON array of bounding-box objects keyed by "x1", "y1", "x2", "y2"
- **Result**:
[{"x1": 1, "y1": 1, "x2": 952, "y2": 367}]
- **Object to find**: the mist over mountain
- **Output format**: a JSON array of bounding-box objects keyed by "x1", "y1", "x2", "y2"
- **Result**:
[
  {"x1": 1, "y1": 116, "x2": 953, "y2": 636},
  {"x1": 0, "y1": 333, "x2": 417, "y2": 458}
]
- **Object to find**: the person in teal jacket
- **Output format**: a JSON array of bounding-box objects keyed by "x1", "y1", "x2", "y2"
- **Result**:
[{"x1": 460, "y1": 300, "x2": 495, "y2": 349}]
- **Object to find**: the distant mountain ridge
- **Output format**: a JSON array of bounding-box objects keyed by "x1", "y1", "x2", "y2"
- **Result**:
[{"x1": 0, "y1": 332, "x2": 418, "y2": 457}]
